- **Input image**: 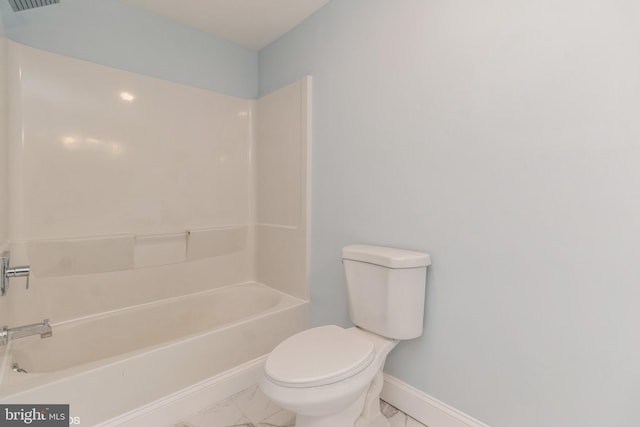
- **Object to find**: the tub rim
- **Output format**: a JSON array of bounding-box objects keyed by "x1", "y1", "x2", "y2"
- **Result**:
[{"x1": 0, "y1": 281, "x2": 306, "y2": 396}]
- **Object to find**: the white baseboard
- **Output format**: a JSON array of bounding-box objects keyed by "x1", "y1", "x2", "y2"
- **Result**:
[
  {"x1": 97, "y1": 357, "x2": 488, "y2": 427},
  {"x1": 97, "y1": 356, "x2": 268, "y2": 427},
  {"x1": 381, "y1": 374, "x2": 490, "y2": 427}
]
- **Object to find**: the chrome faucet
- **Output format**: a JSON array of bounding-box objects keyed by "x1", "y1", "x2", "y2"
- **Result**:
[
  {"x1": 0, "y1": 319, "x2": 52, "y2": 346},
  {"x1": 1, "y1": 251, "x2": 31, "y2": 295}
]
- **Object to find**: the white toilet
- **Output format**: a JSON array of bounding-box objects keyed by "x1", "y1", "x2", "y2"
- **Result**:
[{"x1": 260, "y1": 244, "x2": 431, "y2": 427}]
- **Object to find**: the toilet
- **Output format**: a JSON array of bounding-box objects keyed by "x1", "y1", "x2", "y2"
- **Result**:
[{"x1": 260, "y1": 244, "x2": 431, "y2": 427}]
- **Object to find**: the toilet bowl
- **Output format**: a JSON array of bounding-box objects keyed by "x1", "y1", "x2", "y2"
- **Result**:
[
  {"x1": 260, "y1": 326, "x2": 398, "y2": 427},
  {"x1": 260, "y1": 245, "x2": 431, "y2": 427}
]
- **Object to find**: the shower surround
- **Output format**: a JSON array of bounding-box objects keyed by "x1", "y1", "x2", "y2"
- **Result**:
[{"x1": 0, "y1": 41, "x2": 310, "y2": 424}]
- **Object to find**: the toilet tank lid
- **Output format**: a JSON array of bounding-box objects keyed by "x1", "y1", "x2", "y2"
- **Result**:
[{"x1": 342, "y1": 245, "x2": 431, "y2": 268}]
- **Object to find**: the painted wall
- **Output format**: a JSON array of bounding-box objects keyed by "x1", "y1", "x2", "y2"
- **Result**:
[
  {"x1": 0, "y1": 10, "x2": 6, "y2": 250},
  {"x1": 0, "y1": 37, "x2": 7, "y2": 252},
  {"x1": 260, "y1": 1, "x2": 640, "y2": 426},
  {"x1": 0, "y1": 0, "x2": 257, "y2": 98},
  {"x1": 0, "y1": 32, "x2": 8, "y2": 327}
]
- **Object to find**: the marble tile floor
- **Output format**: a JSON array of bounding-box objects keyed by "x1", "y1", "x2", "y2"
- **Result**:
[{"x1": 175, "y1": 384, "x2": 427, "y2": 427}]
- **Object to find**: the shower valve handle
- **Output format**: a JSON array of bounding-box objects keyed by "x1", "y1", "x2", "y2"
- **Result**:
[{"x1": 1, "y1": 251, "x2": 31, "y2": 296}]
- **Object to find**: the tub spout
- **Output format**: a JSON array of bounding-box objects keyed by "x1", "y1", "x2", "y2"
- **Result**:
[{"x1": 0, "y1": 319, "x2": 52, "y2": 345}]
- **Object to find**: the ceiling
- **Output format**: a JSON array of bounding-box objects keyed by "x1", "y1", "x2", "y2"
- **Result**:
[{"x1": 123, "y1": 0, "x2": 330, "y2": 50}]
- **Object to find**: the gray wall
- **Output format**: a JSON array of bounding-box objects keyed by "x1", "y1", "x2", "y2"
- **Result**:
[
  {"x1": 260, "y1": 1, "x2": 640, "y2": 426},
  {"x1": 0, "y1": 0, "x2": 257, "y2": 98},
  {"x1": 0, "y1": 24, "x2": 6, "y2": 249},
  {"x1": 0, "y1": 18, "x2": 8, "y2": 326}
]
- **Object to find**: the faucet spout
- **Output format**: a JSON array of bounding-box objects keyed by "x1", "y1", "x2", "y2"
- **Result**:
[{"x1": 0, "y1": 319, "x2": 52, "y2": 345}]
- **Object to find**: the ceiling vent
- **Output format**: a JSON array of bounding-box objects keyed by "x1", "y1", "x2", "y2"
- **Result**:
[{"x1": 8, "y1": 0, "x2": 60, "y2": 12}]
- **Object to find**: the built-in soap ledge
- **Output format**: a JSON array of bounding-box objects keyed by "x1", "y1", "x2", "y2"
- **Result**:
[
  {"x1": 26, "y1": 226, "x2": 248, "y2": 277},
  {"x1": 134, "y1": 232, "x2": 187, "y2": 268},
  {"x1": 187, "y1": 226, "x2": 247, "y2": 261},
  {"x1": 28, "y1": 234, "x2": 135, "y2": 277}
]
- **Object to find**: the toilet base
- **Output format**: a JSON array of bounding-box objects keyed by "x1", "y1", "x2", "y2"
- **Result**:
[
  {"x1": 355, "y1": 365, "x2": 390, "y2": 427},
  {"x1": 295, "y1": 391, "x2": 366, "y2": 427},
  {"x1": 293, "y1": 368, "x2": 391, "y2": 427}
]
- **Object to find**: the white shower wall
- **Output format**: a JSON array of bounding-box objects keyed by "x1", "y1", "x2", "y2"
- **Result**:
[
  {"x1": 10, "y1": 42, "x2": 253, "y2": 240},
  {"x1": 2, "y1": 41, "x2": 309, "y2": 326},
  {"x1": 255, "y1": 78, "x2": 311, "y2": 300}
]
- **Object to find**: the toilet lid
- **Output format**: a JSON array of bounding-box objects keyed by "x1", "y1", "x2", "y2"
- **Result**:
[{"x1": 265, "y1": 325, "x2": 375, "y2": 388}]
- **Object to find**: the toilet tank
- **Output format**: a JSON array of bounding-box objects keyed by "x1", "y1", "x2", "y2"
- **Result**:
[{"x1": 342, "y1": 245, "x2": 431, "y2": 340}]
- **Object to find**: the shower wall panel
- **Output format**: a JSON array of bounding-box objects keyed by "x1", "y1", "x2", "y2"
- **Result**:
[
  {"x1": 4, "y1": 41, "x2": 255, "y2": 325},
  {"x1": 12, "y1": 42, "x2": 252, "y2": 240},
  {"x1": 255, "y1": 77, "x2": 311, "y2": 299}
]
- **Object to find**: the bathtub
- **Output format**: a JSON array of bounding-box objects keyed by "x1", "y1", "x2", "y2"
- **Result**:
[{"x1": 0, "y1": 282, "x2": 308, "y2": 425}]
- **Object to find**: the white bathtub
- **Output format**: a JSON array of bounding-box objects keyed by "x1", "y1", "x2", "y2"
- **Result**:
[{"x1": 0, "y1": 282, "x2": 308, "y2": 425}]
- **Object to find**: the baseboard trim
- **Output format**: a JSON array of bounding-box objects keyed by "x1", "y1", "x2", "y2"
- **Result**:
[
  {"x1": 97, "y1": 356, "x2": 268, "y2": 427},
  {"x1": 97, "y1": 357, "x2": 489, "y2": 427},
  {"x1": 381, "y1": 374, "x2": 490, "y2": 427}
]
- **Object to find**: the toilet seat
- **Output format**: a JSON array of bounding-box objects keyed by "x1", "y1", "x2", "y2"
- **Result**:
[{"x1": 265, "y1": 325, "x2": 375, "y2": 388}]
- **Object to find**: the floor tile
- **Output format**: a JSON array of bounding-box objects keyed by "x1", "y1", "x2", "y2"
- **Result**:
[
  {"x1": 230, "y1": 385, "x2": 284, "y2": 425},
  {"x1": 381, "y1": 401, "x2": 427, "y2": 427},
  {"x1": 178, "y1": 399, "x2": 255, "y2": 427},
  {"x1": 176, "y1": 385, "x2": 427, "y2": 427},
  {"x1": 255, "y1": 408, "x2": 296, "y2": 427}
]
